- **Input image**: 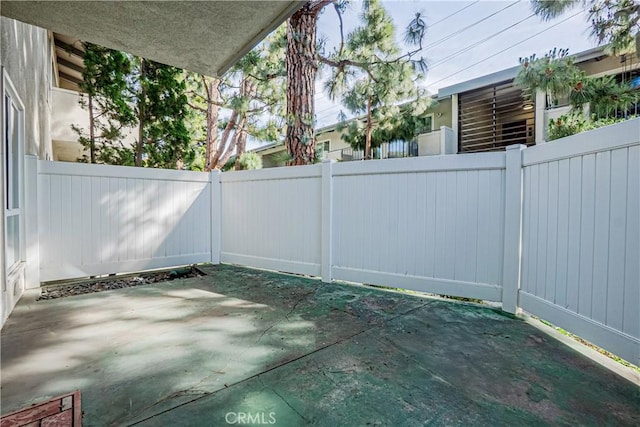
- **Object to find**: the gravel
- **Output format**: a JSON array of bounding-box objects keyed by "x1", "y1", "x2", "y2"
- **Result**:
[{"x1": 37, "y1": 266, "x2": 204, "y2": 301}]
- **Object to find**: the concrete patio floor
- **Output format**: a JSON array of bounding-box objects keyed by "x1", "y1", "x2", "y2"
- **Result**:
[{"x1": 1, "y1": 264, "x2": 638, "y2": 426}]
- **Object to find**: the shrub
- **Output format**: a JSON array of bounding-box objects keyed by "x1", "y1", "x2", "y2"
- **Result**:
[
  {"x1": 237, "y1": 152, "x2": 263, "y2": 170},
  {"x1": 548, "y1": 114, "x2": 588, "y2": 140},
  {"x1": 548, "y1": 113, "x2": 635, "y2": 141}
]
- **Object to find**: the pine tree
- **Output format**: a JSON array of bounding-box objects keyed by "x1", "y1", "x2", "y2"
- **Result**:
[
  {"x1": 285, "y1": 0, "x2": 426, "y2": 164},
  {"x1": 530, "y1": 0, "x2": 639, "y2": 52},
  {"x1": 73, "y1": 43, "x2": 136, "y2": 164},
  {"x1": 323, "y1": 0, "x2": 428, "y2": 159},
  {"x1": 285, "y1": 1, "x2": 331, "y2": 165},
  {"x1": 134, "y1": 58, "x2": 192, "y2": 169},
  {"x1": 186, "y1": 26, "x2": 287, "y2": 171}
]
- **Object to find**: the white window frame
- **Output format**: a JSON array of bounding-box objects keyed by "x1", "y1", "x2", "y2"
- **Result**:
[
  {"x1": 421, "y1": 113, "x2": 435, "y2": 135},
  {"x1": 2, "y1": 69, "x2": 26, "y2": 285},
  {"x1": 318, "y1": 139, "x2": 330, "y2": 158}
]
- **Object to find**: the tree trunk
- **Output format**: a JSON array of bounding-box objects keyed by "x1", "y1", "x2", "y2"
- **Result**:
[
  {"x1": 234, "y1": 116, "x2": 248, "y2": 170},
  {"x1": 234, "y1": 78, "x2": 257, "y2": 170},
  {"x1": 88, "y1": 93, "x2": 96, "y2": 163},
  {"x1": 211, "y1": 110, "x2": 238, "y2": 170},
  {"x1": 135, "y1": 58, "x2": 146, "y2": 167},
  {"x1": 285, "y1": 4, "x2": 321, "y2": 165},
  {"x1": 204, "y1": 78, "x2": 221, "y2": 172},
  {"x1": 365, "y1": 95, "x2": 373, "y2": 160}
]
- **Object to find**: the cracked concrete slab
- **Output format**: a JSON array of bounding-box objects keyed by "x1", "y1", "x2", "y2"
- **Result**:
[{"x1": 2, "y1": 264, "x2": 638, "y2": 426}]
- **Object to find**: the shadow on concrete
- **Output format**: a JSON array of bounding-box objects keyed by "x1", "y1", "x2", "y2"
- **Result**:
[{"x1": 1, "y1": 264, "x2": 638, "y2": 426}]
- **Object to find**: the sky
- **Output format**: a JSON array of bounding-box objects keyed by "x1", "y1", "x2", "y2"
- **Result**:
[
  {"x1": 249, "y1": 0, "x2": 599, "y2": 149},
  {"x1": 313, "y1": 0, "x2": 597, "y2": 127}
]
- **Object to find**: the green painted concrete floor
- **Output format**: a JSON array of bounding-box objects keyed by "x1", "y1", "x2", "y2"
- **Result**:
[{"x1": 1, "y1": 264, "x2": 638, "y2": 426}]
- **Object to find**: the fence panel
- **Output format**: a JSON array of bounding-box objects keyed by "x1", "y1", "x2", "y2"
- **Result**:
[
  {"x1": 331, "y1": 154, "x2": 506, "y2": 301},
  {"x1": 220, "y1": 165, "x2": 323, "y2": 276},
  {"x1": 520, "y1": 118, "x2": 640, "y2": 364},
  {"x1": 38, "y1": 161, "x2": 212, "y2": 281}
]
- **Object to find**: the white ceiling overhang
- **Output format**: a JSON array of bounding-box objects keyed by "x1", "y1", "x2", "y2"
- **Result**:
[{"x1": 1, "y1": 1, "x2": 304, "y2": 77}]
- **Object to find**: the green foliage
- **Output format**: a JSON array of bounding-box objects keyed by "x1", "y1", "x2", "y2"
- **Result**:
[
  {"x1": 337, "y1": 102, "x2": 434, "y2": 150},
  {"x1": 570, "y1": 74, "x2": 638, "y2": 118},
  {"x1": 74, "y1": 43, "x2": 137, "y2": 164},
  {"x1": 547, "y1": 113, "x2": 635, "y2": 140},
  {"x1": 324, "y1": 0, "x2": 429, "y2": 154},
  {"x1": 515, "y1": 47, "x2": 639, "y2": 120},
  {"x1": 236, "y1": 152, "x2": 263, "y2": 170},
  {"x1": 547, "y1": 113, "x2": 588, "y2": 140},
  {"x1": 76, "y1": 43, "x2": 198, "y2": 169},
  {"x1": 184, "y1": 25, "x2": 287, "y2": 170},
  {"x1": 515, "y1": 47, "x2": 578, "y2": 99},
  {"x1": 135, "y1": 59, "x2": 192, "y2": 169},
  {"x1": 271, "y1": 150, "x2": 293, "y2": 167},
  {"x1": 530, "y1": 0, "x2": 640, "y2": 52}
]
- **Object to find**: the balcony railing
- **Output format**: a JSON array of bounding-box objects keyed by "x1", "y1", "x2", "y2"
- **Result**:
[{"x1": 334, "y1": 127, "x2": 457, "y2": 162}]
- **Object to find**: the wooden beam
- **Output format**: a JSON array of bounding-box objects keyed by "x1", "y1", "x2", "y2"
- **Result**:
[
  {"x1": 59, "y1": 71, "x2": 83, "y2": 86},
  {"x1": 57, "y1": 57, "x2": 84, "y2": 74},
  {"x1": 54, "y1": 39, "x2": 85, "y2": 59}
]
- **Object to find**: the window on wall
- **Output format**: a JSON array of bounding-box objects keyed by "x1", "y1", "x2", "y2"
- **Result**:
[
  {"x1": 3, "y1": 78, "x2": 24, "y2": 274},
  {"x1": 318, "y1": 140, "x2": 330, "y2": 158}
]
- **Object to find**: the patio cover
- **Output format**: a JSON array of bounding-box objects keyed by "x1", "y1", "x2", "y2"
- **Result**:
[{"x1": 1, "y1": 1, "x2": 304, "y2": 77}]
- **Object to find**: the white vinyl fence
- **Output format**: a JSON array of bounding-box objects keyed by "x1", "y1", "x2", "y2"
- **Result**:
[
  {"x1": 37, "y1": 161, "x2": 212, "y2": 281},
  {"x1": 331, "y1": 154, "x2": 505, "y2": 301},
  {"x1": 30, "y1": 118, "x2": 639, "y2": 364},
  {"x1": 519, "y1": 120, "x2": 639, "y2": 365},
  {"x1": 220, "y1": 165, "x2": 323, "y2": 276}
]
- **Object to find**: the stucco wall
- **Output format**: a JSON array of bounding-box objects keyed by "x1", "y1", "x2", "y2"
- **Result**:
[
  {"x1": 1, "y1": 17, "x2": 53, "y2": 160},
  {"x1": 1, "y1": 18, "x2": 53, "y2": 326},
  {"x1": 432, "y1": 97, "x2": 452, "y2": 129},
  {"x1": 316, "y1": 128, "x2": 351, "y2": 155}
]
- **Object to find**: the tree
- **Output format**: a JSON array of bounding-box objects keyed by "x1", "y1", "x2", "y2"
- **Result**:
[
  {"x1": 236, "y1": 151, "x2": 263, "y2": 170},
  {"x1": 285, "y1": 0, "x2": 334, "y2": 165},
  {"x1": 285, "y1": 0, "x2": 426, "y2": 164},
  {"x1": 75, "y1": 45, "x2": 197, "y2": 169},
  {"x1": 337, "y1": 99, "x2": 434, "y2": 153},
  {"x1": 73, "y1": 43, "x2": 136, "y2": 164},
  {"x1": 186, "y1": 27, "x2": 287, "y2": 171},
  {"x1": 323, "y1": 0, "x2": 427, "y2": 159},
  {"x1": 515, "y1": 47, "x2": 578, "y2": 107},
  {"x1": 530, "y1": 0, "x2": 640, "y2": 52},
  {"x1": 134, "y1": 58, "x2": 192, "y2": 169},
  {"x1": 515, "y1": 47, "x2": 638, "y2": 118}
]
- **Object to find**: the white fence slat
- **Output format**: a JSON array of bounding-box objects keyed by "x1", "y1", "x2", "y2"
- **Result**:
[
  {"x1": 527, "y1": 164, "x2": 540, "y2": 296},
  {"x1": 444, "y1": 171, "x2": 457, "y2": 279},
  {"x1": 566, "y1": 157, "x2": 582, "y2": 313},
  {"x1": 423, "y1": 173, "x2": 437, "y2": 278},
  {"x1": 465, "y1": 170, "x2": 480, "y2": 283},
  {"x1": 554, "y1": 159, "x2": 570, "y2": 308},
  {"x1": 622, "y1": 145, "x2": 639, "y2": 339},
  {"x1": 545, "y1": 161, "x2": 559, "y2": 303},
  {"x1": 591, "y1": 151, "x2": 611, "y2": 325},
  {"x1": 454, "y1": 170, "x2": 468, "y2": 281},
  {"x1": 606, "y1": 148, "x2": 627, "y2": 332},
  {"x1": 578, "y1": 154, "x2": 596, "y2": 318},
  {"x1": 80, "y1": 176, "x2": 91, "y2": 266},
  {"x1": 537, "y1": 162, "x2": 549, "y2": 300}
]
